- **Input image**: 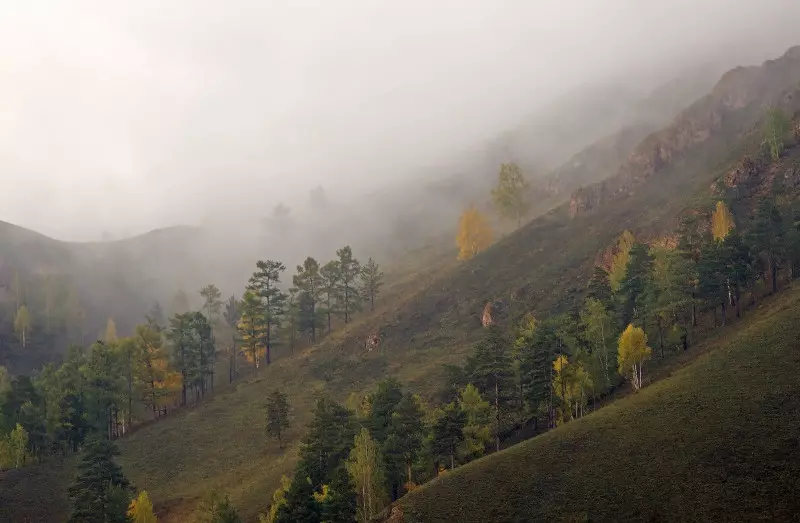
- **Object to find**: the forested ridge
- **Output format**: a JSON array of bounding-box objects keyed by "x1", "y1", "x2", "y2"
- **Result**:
[{"x1": 3, "y1": 46, "x2": 800, "y2": 523}]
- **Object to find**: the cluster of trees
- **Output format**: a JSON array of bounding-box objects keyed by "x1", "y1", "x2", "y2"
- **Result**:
[
  {"x1": 237, "y1": 247, "x2": 384, "y2": 369},
  {"x1": 263, "y1": 380, "x2": 429, "y2": 523},
  {"x1": 0, "y1": 271, "x2": 89, "y2": 351},
  {"x1": 456, "y1": 162, "x2": 532, "y2": 260},
  {"x1": 441, "y1": 192, "x2": 800, "y2": 446}
]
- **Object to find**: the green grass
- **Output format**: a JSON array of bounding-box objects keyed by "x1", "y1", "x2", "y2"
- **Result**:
[{"x1": 396, "y1": 285, "x2": 800, "y2": 522}]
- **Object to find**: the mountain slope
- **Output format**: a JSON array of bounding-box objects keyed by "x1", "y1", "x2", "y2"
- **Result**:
[
  {"x1": 394, "y1": 284, "x2": 800, "y2": 522},
  {"x1": 3, "y1": 46, "x2": 800, "y2": 522}
]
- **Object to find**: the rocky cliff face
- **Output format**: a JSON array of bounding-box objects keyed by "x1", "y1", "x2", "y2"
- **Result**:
[{"x1": 570, "y1": 45, "x2": 800, "y2": 218}]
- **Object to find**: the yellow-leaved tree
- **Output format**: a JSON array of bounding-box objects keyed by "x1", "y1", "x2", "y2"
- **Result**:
[
  {"x1": 552, "y1": 355, "x2": 592, "y2": 424},
  {"x1": 609, "y1": 230, "x2": 636, "y2": 291},
  {"x1": 617, "y1": 324, "x2": 652, "y2": 391},
  {"x1": 711, "y1": 200, "x2": 735, "y2": 241},
  {"x1": 456, "y1": 204, "x2": 494, "y2": 260},
  {"x1": 262, "y1": 475, "x2": 291, "y2": 523},
  {"x1": 128, "y1": 490, "x2": 157, "y2": 523},
  {"x1": 13, "y1": 305, "x2": 31, "y2": 348},
  {"x1": 105, "y1": 318, "x2": 118, "y2": 343}
]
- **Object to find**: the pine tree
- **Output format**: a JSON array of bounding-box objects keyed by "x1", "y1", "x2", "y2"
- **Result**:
[
  {"x1": 384, "y1": 393, "x2": 424, "y2": 496},
  {"x1": 698, "y1": 241, "x2": 730, "y2": 326},
  {"x1": 293, "y1": 257, "x2": 324, "y2": 342},
  {"x1": 491, "y1": 162, "x2": 530, "y2": 227},
  {"x1": 248, "y1": 261, "x2": 287, "y2": 365},
  {"x1": 725, "y1": 232, "x2": 757, "y2": 318},
  {"x1": 430, "y1": 403, "x2": 466, "y2": 470},
  {"x1": 456, "y1": 204, "x2": 493, "y2": 260},
  {"x1": 200, "y1": 284, "x2": 223, "y2": 326},
  {"x1": 134, "y1": 322, "x2": 175, "y2": 419},
  {"x1": 237, "y1": 291, "x2": 266, "y2": 370},
  {"x1": 586, "y1": 266, "x2": 613, "y2": 307},
  {"x1": 617, "y1": 243, "x2": 653, "y2": 327},
  {"x1": 359, "y1": 258, "x2": 384, "y2": 312},
  {"x1": 266, "y1": 391, "x2": 290, "y2": 448},
  {"x1": 320, "y1": 260, "x2": 341, "y2": 333},
  {"x1": 458, "y1": 384, "x2": 491, "y2": 460},
  {"x1": 469, "y1": 325, "x2": 514, "y2": 452},
  {"x1": 365, "y1": 378, "x2": 403, "y2": 445},
  {"x1": 747, "y1": 198, "x2": 786, "y2": 294},
  {"x1": 320, "y1": 466, "x2": 357, "y2": 523},
  {"x1": 68, "y1": 438, "x2": 132, "y2": 523},
  {"x1": 166, "y1": 312, "x2": 194, "y2": 406},
  {"x1": 296, "y1": 398, "x2": 357, "y2": 488},
  {"x1": 223, "y1": 296, "x2": 240, "y2": 383},
  {"x1": 276, "y1": 472, "x2": 321, "y2": 523},
  {"x1": 336, "y1": 247, "x2": 362, "y2": 324}
]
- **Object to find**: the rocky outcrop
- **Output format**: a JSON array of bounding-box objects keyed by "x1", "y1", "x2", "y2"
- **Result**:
[{"x1": 569, "y1": 45, "x2": 800, "y2": 218}]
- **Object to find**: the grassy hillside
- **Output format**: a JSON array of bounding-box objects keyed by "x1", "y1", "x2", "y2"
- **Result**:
[
  {"x1": 3, "y1": 47, "x2": 799, "y2": 522},
  {"x1": 395, "y1": 284, "x2": 800, "y2": 523}
]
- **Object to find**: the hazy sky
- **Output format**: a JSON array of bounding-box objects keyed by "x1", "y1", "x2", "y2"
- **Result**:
[{"x1": 2, "y1": 1, "x2": 799, "y2": 240}]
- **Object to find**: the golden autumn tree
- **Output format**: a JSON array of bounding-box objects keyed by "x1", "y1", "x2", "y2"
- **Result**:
[
  {"x1": 711, "y1": 201, "x2": 735, "y2": 241},
  {"x1": 552, "y1": 355, "x2": 592, "y2": 423},
  {"x1": 609, "y1": 230, "x2": 636, "y2": 291},
  {"x1": 13, "y1": 305, "x2": 31, "y2": 348},
  {"x1": 456, "y1": 204, "x2": 494, "y2": 260},
  {"x1": 128, "y1": 490, "x2": 157, "y2": 523},
  {"x1": 105, "y1": 318, "x2": 118, "y2": 343},
  {"x1": 617, "y1": 324, "x2": 652, "y2": 391}
]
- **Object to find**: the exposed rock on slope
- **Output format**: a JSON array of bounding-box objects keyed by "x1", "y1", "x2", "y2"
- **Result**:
[{"x1": 570, "y1": 46, "x2": 800, "y2": 217}]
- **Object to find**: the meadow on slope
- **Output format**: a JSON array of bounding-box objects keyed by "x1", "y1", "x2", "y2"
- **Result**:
[{"x1": 396, "y1": 285, "x2": 800, "y2": 522}]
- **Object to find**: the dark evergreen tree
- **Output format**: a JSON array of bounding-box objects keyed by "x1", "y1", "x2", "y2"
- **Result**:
[
  {"x1": 386, "y1": 393, "x2": 425, "y2": 489},
  {"x1": 336, "y1": 246, "x2": 361, "y2": 324},
  {"x1": 697, "y1": 242, "x2": 729, "y2": 326},
  {"x1": 296, "y1": 398, "x2": 357, "y2": 488},
  {"x1": 68, "y1": 438, "x2": 132, "y2": 523},
  {"x1": 359, "y1": 258, "x2": 384, "y2": 312},
  {"x1": 724, "y1": 232, "x2": 756, "y2": 318},
  {"x1": 517, "y1": 319, "x2": 559, "y2": 427},
  {"x1": 293, "y1": 257, "x2": 324, "y2": 343},
  {"x1": 276, "y1": 471, "x2": 322, "y2": 523},
  {"x1": 266, "y1": 390, "x2": 290, "y2": 448},
  {"x1": 468, "y1": 325, "x2": 514, "y2": 451},
  {"x1": 320, "y1": 260, "x2": 341, "y2": 334},
  {"x1": 223, "y1": 295, "x2": 240, "y2": 382},
  {"x1": 617, "y1": 243, "x2": 654, "y2": 327},
  {"x1": 586, "y1": 265, "x2": 613, "y2": 307},
  {"x1": 747, "y1": 198, "x2": 786, "y2": 294},
  {"x1": 248, "y1": 260, "x2": 287, "y2": 365},
  {"x1": 365, "y1": 378, "x2": 403, "y2": 444},
  {"x1": 320, "y1": 466, "x2": 357, "y2": 523},
  {"x1": 430, "y1": 402, "x2": 466, "y2": 470}
]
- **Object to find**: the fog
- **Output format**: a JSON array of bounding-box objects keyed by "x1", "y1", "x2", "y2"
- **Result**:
[{"x1": 1, "y1": 0, "x2": 799, "y2": 243}]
